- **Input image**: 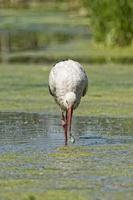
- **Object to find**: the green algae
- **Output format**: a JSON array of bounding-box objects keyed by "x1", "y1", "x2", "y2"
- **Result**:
[{"x1": 0, "y1": 143, "x2": 133, "y2": 200}]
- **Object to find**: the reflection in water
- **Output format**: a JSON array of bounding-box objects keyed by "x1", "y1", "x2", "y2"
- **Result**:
[
  {"x1": 0, "y1": 112, "x2": 133, "y2": 153},
  {"x1": 0, "y1": 112, "x2": 63, "y2": 153}
]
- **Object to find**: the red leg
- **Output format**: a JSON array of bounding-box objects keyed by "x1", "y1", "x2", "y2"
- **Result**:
[{"x1": 69, "y1": 108, "x2": 73, "y2": 138}]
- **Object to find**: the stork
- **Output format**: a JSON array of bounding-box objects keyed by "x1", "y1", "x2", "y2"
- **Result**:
[{"x1": 48, "y1": 59, "x2": 88, "y2": 145}]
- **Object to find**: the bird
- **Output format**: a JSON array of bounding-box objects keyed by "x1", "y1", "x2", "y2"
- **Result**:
[{"x1": 48, "y1": 59, "x2": 88, "y2": 145}]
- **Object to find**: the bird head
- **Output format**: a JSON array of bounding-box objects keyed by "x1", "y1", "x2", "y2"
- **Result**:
[{"x1": 64, "y1": 92, "x2": 76, "y2": 108}]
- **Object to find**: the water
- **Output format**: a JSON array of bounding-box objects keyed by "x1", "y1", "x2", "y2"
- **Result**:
[
  {"x1": 0, "y1": 112, "x2": 133, "y2": 200},
  {"x1": 0, "y1": 112, "x2": 133, "y2": 153},
  {"x1": 0, "y1": 112, "x2": 132, "y2": 153},
  {"x1": 0, "y1": 112, "x2": 62, "y2": 154}
]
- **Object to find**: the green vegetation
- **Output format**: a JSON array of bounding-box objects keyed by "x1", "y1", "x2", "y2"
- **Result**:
[
  {"x1": 0, "y1": 63, "x2": 133, "y2": 117},
  {"x1": 0, "y1": 2, "x2": 133, "y2": 63},
  {"x1": 0, "y1": 145, "x2": 133, "y2": 200},
  {"x1": 82, "y1": 0, "x2": 133, "y2": 46}
]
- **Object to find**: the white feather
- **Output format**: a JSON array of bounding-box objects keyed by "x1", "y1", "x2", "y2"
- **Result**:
[{"x1": 49, "y1": 59, "x2": 88, "y2": 111}]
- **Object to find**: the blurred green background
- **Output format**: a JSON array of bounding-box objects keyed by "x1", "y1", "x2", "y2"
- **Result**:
[
  {"x1": 0, "y1": 0, "x2": 133, "y2": 116},
  {"x1": 0, "y1": 0, "x2": 132, "y2": 63}
]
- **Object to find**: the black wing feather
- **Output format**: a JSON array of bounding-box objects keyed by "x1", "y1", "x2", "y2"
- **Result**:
[{"x1": 48, "y1": 85, "x2": 54, "y2": 96}]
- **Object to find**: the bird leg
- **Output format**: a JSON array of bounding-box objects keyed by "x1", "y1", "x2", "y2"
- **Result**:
[
  {"x1": 61, "y1": 107, "x2": 73, "y2": 145},
  {"x1": 65, "y1": 106, "x2": 73, "y2": 145},
  {"x1": 61, "y1": 112, "x2": 67, "y2": 145},
  {"x1": 69, "y1": 107, "x2": 73, "y2": 138}
]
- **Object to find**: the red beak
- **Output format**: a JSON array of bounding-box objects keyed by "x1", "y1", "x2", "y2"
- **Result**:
[{"x1": 65, "y1": 106, "x2": 73, "y2": 145}]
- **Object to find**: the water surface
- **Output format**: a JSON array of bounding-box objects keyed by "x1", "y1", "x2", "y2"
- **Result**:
[{"x1": 0, "y1": 112, "x2": 133, "y2": 200}]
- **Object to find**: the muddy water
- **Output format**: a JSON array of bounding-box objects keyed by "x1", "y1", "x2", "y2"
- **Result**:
[{"x1": 0, "y1": 112, "x2": 133, "y2": 200}]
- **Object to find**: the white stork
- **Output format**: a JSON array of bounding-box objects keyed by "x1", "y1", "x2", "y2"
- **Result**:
[{"x1": 48, "y1": 59, "x2": 88, "y2": 145}]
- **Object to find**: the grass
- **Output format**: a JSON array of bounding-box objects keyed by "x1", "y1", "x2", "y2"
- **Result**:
[{"x1": 0, "y1": 63, "x2": 133, "y2": 117}]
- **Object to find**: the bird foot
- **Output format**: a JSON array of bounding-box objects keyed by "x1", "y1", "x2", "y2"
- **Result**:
[{"x1": 70, "y1": 135, "x2": 75, "y2": 144}]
